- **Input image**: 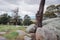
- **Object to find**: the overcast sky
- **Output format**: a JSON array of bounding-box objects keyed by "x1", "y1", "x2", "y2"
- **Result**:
[{"x1": 0, "y1": 0, "x2": 60, "y2": 19}]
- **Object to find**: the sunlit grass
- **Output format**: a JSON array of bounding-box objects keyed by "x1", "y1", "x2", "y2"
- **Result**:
[
  {"x1": 3, "y1": 31, "x2": 19, "y2": 40},
  {"x1": 0, "y1": 25, "x2": 26, "y2": 40},
  {"x1": 0, "y1": 25, "x2": 26, "y2": 32}
]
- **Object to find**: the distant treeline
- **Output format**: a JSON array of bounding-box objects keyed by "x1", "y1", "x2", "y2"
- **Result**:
[{"x1": 0, "y1": 14, "x2": 33, "y2": 25}]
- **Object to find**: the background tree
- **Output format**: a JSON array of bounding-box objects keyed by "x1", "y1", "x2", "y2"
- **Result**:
[
  {"x1": 0, "y1": 13, "x2": 11, "y2": 24},
  {"x1": 44, "y1": 5, "x2": 59, "y2": 19},
  {"x1": 44, "y1": 11, "x2": 57, "y2": 18},
  {"x1": 46, "y1": 5, "x2": 56, "y2": 12},
  {"x1": 55, "y1": 5, "x2": 60, "y2": 17},
  {"x1": 56, "y1": 5, "x2": 60, "y2": 12},
  {"x1": 11, "y1": 8, "x2": 23, "y2": 25},
  {"x1": 13, "y1": 8, "x2": 19, "y2": 25},
  {"x1": 23, "y1": 15, "x2": 33, "y2": 26}
]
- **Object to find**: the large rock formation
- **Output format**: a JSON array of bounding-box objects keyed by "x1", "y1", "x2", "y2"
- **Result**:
[
  {"x1": 43, "y1": 18, "x2": 60, "y2": 40},
  {"x1": 26, "y1": 18, "x2": 60, "y2": 40}
]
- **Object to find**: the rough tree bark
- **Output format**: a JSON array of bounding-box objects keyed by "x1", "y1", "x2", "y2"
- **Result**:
[{"x1": 36, "y1": 0, "x2": 45, "y2": 27}]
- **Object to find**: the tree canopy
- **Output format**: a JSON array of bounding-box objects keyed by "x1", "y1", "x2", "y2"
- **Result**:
[
  {"x1": 23, "y1": 15, "x2": 33, "y2": 26},
  {"x1": 0, "y1": 14, "x2": 11, "y2": 24}
]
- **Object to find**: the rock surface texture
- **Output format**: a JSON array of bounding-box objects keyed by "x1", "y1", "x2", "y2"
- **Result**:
[
  {"x1": 26, "y1": 18, "x2": 60, "y2": 40},
  {"x1": 36, "y1": 28, "x2": 57, "y2": 40}
]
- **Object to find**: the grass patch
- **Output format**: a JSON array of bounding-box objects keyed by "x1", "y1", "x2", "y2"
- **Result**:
[
  {"x1": 17, "y1": 27, "x2": 26, "y2": 31},
  {"x1": 0, "y1": 25, "x2": 26, "y2": 40},
  {"x1": 0, "y1": 25, "x2": 26, "y2": 32},
  {"x1": 3, "y1": 31, "x2": 19, "y2": 40}
]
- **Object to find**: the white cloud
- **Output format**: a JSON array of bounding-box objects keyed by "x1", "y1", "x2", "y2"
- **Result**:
[{"x1": 0, "y1": 0, "x2": 60, "y2": 19}]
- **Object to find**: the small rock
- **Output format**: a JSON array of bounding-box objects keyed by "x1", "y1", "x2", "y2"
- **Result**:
[
  {"x1": 26, "y1": 24, "x2": 37, "y2": 33},
  {"x1": 24, "y1": 36, "x2": 32, "y2": 40},
  {"x1": 16, "y1": 30, "x2": 26, "y2": 36},
  {"x1": 0, "y1": 32, "x2": 6, "y2": 35}
]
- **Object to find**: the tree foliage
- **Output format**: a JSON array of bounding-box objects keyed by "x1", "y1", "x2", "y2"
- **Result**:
[
  {"x1": 44, "y1": 11, "x2": 57, "y2": 18},
  {"x1": 44, "y1": 4, "x2": 60, "y2": 18},
  {"x1": 0, "y1": 14, "x2": 11, "y2": 24},
  {"x1": 23, "y1": 15, "x2": 33, "y2": 26}
]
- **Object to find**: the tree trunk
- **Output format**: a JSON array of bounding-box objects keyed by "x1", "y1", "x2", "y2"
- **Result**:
[
  {"x1": 36, "y1": 0, "x2": 45, "y2": 27},
  {"x1": 35, "y1": 0, "x2": 45, "y2": 40},
  {"x1": 29, "y1": 0, "x2": 45, "y2": 40}
]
